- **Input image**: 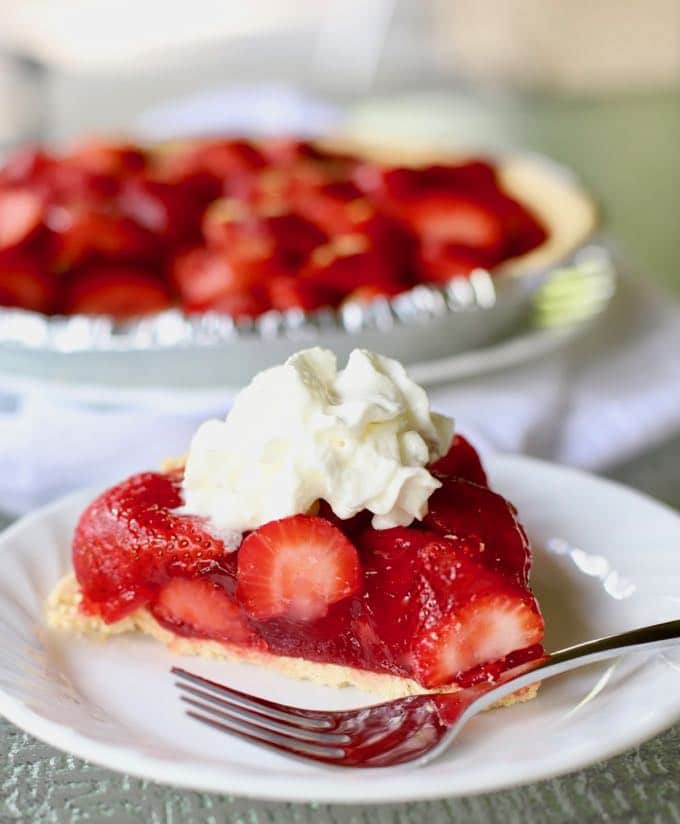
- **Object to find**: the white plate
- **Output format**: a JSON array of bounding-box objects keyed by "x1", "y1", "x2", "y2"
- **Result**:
[{"x1": 0, "y1": 456, "x2": 678, "y2": 803}]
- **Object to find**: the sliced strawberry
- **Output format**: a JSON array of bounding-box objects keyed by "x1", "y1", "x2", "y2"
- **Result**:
[
  {"x1": 171, "y1": 247, "x2": 263, "y2": 308},
  {"x1": 302, "y1": 239, "x2": 405, "y2": 296},
  {"x1": 428, "y1": 434, "x2": 488, "y2": 486},
  {"x1": 201, "y1": 198, "x2": 254, "y2": 248},
  {"x1": 354, "y1": 162, "x2": 499, "y2": 201},
  {"x1": 118, "y1": 177, "x2": 203, "y2": 244},
  {"x1": 203, "y1": 204, "x2": 327, "y2": 270},
  {"x1": 410, "y1": 590, "x2": 544, "y2": 688},
  {"x1": 359, "y1": 527, "x2": 543, "y2": 688},
  {"x1": 47, "y1": 207, "x2": 158, "y2": 270},
  {"x1": 73, "y1": 470, "x2": 234, "y2": 622},
  {"x1": 237, "y1": 515, "x2": 361, "y2": 622},
  {"x1": 151, "y1": 577, "x2": 256, "y2": 644},
  {"x1": 0, "y1": 189, "x2": 44, "y2": 250},
  {"x1": 64, "y1": 138, "x2": 147, "y2": 176},
  {"x1": 399, "y1": 193, "x2": 505, "y2": 252},
  {"x1": 493, "y1": 195, "x2": 548, "y2": 258},
  {"x1": 0, "y1": 147, "x2": 53, "y2": 186},
  {"x1": 260, "y1": 138, "x2": 353, "y2": 168},
  {"x1": 61, "y1": 264, "x2": 172, "y2": 318},
  {"x1": 416, "y1": 240, "x2": 498, "y2": 283},
  {"x1": 187, "y1": 139, "x2": 266, "y2": 179},
  {"x1": 267, "y1": 275, "x2": 336, "y2": 312},
  {"x1": 43, "y1": 162, "x2": 120, "y2": 203},
  {"x1": 199, "y1": 288, "x2": 270, "y2": 318},
  {"x1": 423, "y1": 477, "x2": 530, "y2": 582},
  {"x1": 149, "y1": 149, "x2": 224, "y2": 203},
  {"x1": 0, "y1": 254, "x2": 56, "y2": 313},
  {"x1": 289, "y1": 180, "x2": 370, "y2": 235},
  {"x1": 344, "y1": 282, "x2": 402, "y2": 304}
]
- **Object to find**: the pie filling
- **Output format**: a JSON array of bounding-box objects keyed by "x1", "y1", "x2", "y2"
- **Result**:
[
  {"x1": 71, "y1": 435, "x2": 544, "y2": 690},
  {"x1": 0, "y1": 137, "x2": 548, "y2": 319}
]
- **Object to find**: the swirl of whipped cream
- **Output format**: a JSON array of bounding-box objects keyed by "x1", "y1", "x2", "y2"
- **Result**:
[{"x1": 180, "y1": 347, "x2": 453, "y2": 539}]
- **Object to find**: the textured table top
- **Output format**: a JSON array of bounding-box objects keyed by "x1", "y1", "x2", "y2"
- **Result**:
[{"x1": 1, "y1": 434, "x2": 679, "y2": 823}]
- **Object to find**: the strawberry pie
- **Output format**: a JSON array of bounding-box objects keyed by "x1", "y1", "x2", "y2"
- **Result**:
[
  {"x1": 48, "y1": 348, "x2": 544, "y2": 701},
  {"x1": 0, "y1": 136, "x2": 593, "y2": 321}
]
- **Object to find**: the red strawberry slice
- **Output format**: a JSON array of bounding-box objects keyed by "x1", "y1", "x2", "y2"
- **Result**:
[
  {"x1": 203, "y1": 204, "x2": 327, "y2": 270},
  {"x1": 493, "y1": 195, "x2": 548, "y2": 258},
  {"x1": 0, "y1": 147, "x2": 53, "y2": 186},
  {"x1": 267, "y1": 275, "x2": 337, "y2": 312},
  {"x1": 187, "y1": 139, "x2": 266, "y2": 178},
  {"x1": 289, "y1": 180, "x2": 369, "y2": 235},
  {"x1": 416, "y1": 240, "x2": 499, "y2": 283},
  {"x1": 151, "y1": 577, "x2": 256, "y2": 644},
  {"x1": 344, "y1": 282, "x2": 402, "y2": 304},
  {"x1": 428, "y1": 435, "x2": 488, "y2": 486},
  {"x1": 0, "y1": 254, "x2": 56, "y2": 313},
  {"x1": 119, "y1": 178, "x2": 203, "y2": 244},
  {"x1": 171, "y1": 247, "x2": 264, "y2": 308},
  {"x1": 62, "y1": 264, "x2": 172, "y2": 318},
  {"x1": 260, "y1": 138, "x2": 353, "y2": 168},
  {"x1": 354, "y1": 162, "x2": 499, "y2": 200},
  {"x1": 73, "y1": 470, "x2": 235, "y2": 622},
  {"x1": 65, "y1": 138, "x2": 147, "y2": 176},
  {"x1": 47, "y1": 208, "x2": 158, "y2": 270},
  {"x1": 0, "y1": 190, "x2": 44, "y2": 250},
  {"x1": 302, "y1": 240, "x2": 404, "y2": 296},
  {"x1": 262, "y1": 213, "x2": 328, "y2": 266},
  {"x1": 358, "y1": 527, "x2": 543, "y2": 687},
  {"x1": 237, "y1": 515, "x2": 361, "y2": 622},
  {"x1": 410, "y1": 590, "x2": 544, "y2": 689},
  {"x1": 400, "y1": 193, "x2": 505, "y2": 252},
  {"x1": 200, "y1": 288, "x2": 270, "y2": 319},
  {"x1": 423, "y1": 477, "x2": 530, "y2": 582}
]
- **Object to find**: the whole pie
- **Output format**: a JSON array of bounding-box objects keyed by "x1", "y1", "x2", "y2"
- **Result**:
[{"x1": 48, "y1": 349, "x2": 545, "y2": 703}]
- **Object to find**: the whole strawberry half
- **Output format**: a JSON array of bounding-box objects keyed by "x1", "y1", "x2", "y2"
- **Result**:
[
  {"x1": 423, "y1": 476, "x2": 531, "y2": 583},
  {"x1": 73, "y1": 471, "x2": 234, "y2": 622},
  {"x1": 237, "y1": 515, "x2": 362, "y2": 622},
  {"x1": 359, "y1": 527, "x2": 543, "y2": 688}
]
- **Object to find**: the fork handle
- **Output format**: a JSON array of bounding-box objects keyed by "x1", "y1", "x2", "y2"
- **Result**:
[{"x1": 474, "y1": 619, "x2": 680, "y2": 715}]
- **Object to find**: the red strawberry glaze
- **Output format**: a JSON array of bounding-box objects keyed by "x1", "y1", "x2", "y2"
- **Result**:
[{"x1": 72, "y1": 437, "x2": 544, "y2": 689}]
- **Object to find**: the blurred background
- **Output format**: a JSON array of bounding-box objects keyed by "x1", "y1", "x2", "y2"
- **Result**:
[
  {"x1": 1, "y1": 0, "x2": 678, "y2": 289},
  {"x1": 0, "y1": 0, "x2": 679, "y2": 516}
]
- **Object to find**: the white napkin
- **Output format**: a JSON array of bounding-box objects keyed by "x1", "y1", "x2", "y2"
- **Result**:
[
  {"x1": 433, "y1": 275, "x2": 680, "y2": 470},
  {"x1": 1, "y1": 274, "x2": 679, "y2": 516}
]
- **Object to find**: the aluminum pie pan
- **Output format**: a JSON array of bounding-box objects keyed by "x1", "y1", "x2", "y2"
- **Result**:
[
  {"x1": 0, "y1": 266, "x2": 501, "y2": 353},
  {"x1": 0, "y1": 150, "x2": 598, "y2": 389}
]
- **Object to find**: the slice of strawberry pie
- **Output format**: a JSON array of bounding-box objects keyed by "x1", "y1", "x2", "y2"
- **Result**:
[{"x1": 48, "y1": 348, "x2": 544, "y2": 703}]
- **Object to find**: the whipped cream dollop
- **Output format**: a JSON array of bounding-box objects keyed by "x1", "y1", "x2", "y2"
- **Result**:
[{"x1": 181, "y1": 348, "x2": 453, "y2": 538}]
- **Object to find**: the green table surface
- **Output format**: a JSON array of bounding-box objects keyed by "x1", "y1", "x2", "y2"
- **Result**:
[{"x1": 1, "y1": 90, "x2": 679, "y2": 821}]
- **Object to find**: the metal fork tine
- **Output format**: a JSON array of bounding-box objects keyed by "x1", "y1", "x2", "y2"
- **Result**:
[
  {"x1": 183, "y1": 705, "x2": 347, "y2": 764},
  {"x1": 172, "y1": 667, "x2": 334, "y2": 730},
  {"x1": 178, "y1": 690, "x2": 350, "y2": 744}
]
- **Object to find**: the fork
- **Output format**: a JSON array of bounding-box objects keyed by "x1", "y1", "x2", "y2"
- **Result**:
[{"x1": 173, "y1": 619, "x2": 680, "y2": 768}]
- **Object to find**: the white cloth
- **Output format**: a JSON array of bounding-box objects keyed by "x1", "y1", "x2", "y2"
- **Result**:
[{"x1": 1, "y1": 275, "x2": 679, "y2": 516}]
